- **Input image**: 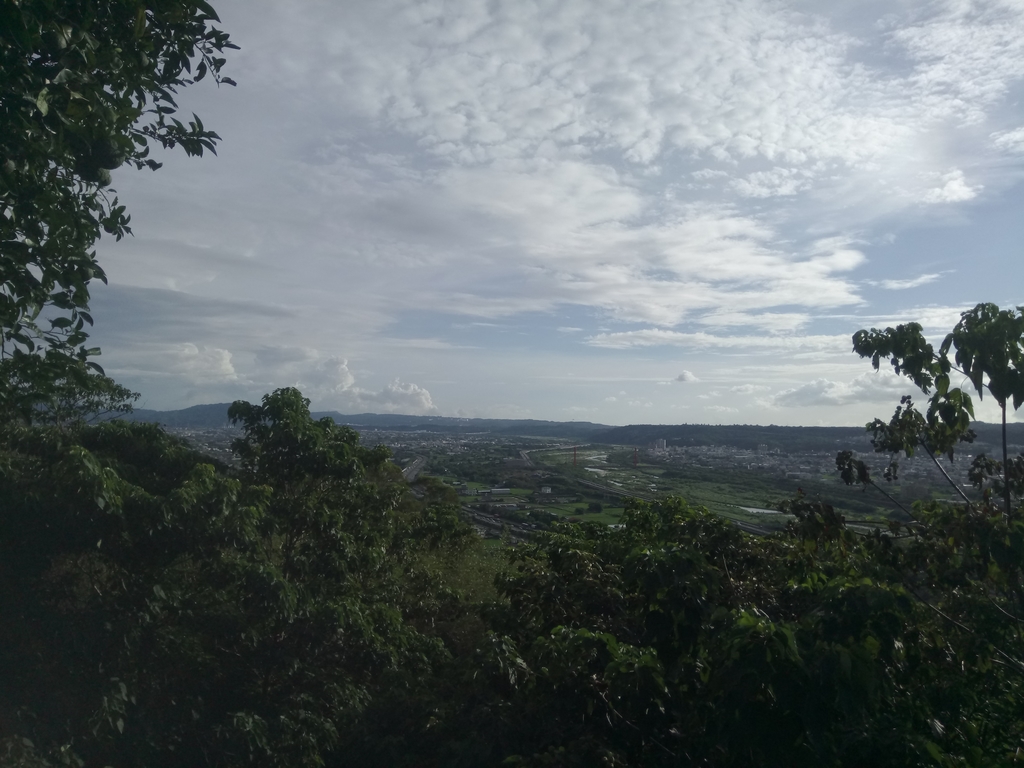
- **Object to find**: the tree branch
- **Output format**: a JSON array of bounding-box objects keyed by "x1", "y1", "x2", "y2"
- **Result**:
[
  {"x1": 920, "y1": 439, "x2": 974, "y2": 509},
  {"x1": 866, "y1": 477, "x2": 918, "y2": 521}
]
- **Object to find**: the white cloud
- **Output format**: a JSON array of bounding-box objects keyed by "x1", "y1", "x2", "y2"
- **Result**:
[
  {"x1": 847, "y1": 305, "x2": 971, "y2": 332},
  {"x1": 182, "y1": 0, "x2": 1023, "y2": 334},
  {"x1": 174, "y1": 345, "x2": 237, "y2": 381},
  {"x1": 588, "y1": 330, "x2": 849, "y2": 354},
  {"x1": 707, "y1": 405, "x2": 739, "y2": 414},
  {"x1": 890, "y1": 1, "x2": 1024, "y2": 124},
  {"x1": 87, "y1": 0, "x2": 1024, "y2": 424},
  {"x1": 993, "y1": 126, "x2": 1024, "y2": 152},
  {"x1": 115, "y1": 343, "x2": 237, "y2": 383},
  {"x1": 355, "y1": 379, "x2": 438, "y2": 414},
  {"x1": 247, "y1": 350, "x2": 438, "y2": 415},
  {"x1": 732, "y1": 167, "x2": 810, "y2": 198},
  {"x1": 692, "y1": 169, "x2": 729, "y2": 180},
  {"x1": 283, "y1": 0, "x2": 1024, "y2": 210},
  {"x1": 675, "y1": 370, "x2": 699, "y2": 382},
  {"x1": 296, "y1": 359, "x2": 437, "y2": 415},
  {"x1": 730, "y1": 384, "x2": 771, "y2": 394},
  {"x1": 877, "y1": 273, "x2": 942, "y2": 290},
  {"x1": 298, "y1": 357, "x2": 356, "y2": 395},
  {"x1": 773, "y1": 371, "x2": 912, "y2": 407},
  {"x1": 310, "y1": 0, "x2": 938, "y2": 174},
  {"x1": 922, "y1": 169, "x2": 981, "y2": 204}
]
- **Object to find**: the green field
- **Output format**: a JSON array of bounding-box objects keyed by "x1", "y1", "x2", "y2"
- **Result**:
[
  {"x1": 529, "y1": 445, "x2": 922, "y2": 528},
  {"x1": 424, "y1": 439, "x2": 952, "y2": 533}
]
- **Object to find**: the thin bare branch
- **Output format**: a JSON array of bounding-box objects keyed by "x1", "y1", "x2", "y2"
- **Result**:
[{"x1": 920, "y1": 439, "x2": 974, "y2": 509}]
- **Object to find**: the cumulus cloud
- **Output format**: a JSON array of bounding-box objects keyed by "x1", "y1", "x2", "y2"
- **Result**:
[
  {"x1": 248, "y1": 351, "x2": 438, "y2": 415},
  {"x1": 299, "y1": 361, "x2": 437, "y2": 414},
  {"x1": 922, "y1": 170, "x2": 981, "y2": 204},
  {"x1": 298, "y1": 357, "x2": 357, "y2": 395},
  {"x1": 676, "y1": 371, "x2": 700, "y2": 383},
  {"x1": 115, "y1": 343, "x2": 237, "y2": 383},
  {"x1": 355, "y1": 379, "x2": 438, "y2": 414}
]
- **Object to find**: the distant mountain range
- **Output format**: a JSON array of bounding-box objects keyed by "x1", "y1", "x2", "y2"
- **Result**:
[
  {"x1": 122, "y1": 403, "x2": 1024, "y2": 455},
  {"x1": 123, "y1": 404, "x2": 609, "y2": 439}
]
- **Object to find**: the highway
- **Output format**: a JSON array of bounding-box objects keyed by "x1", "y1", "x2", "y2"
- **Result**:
[
  {"x1": 577, "y1": 478, "x2": 654, "y2": 502},
  {"x1": 402, "y1": 456, "x2": 427, "y2": 482}
]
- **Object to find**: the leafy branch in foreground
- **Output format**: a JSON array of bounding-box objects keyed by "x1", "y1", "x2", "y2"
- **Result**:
[
  {"x1": 1, "y1": 0, "x2": 236, "y2": 367},
  {"x1": 849, "y1": 303, "x2": 1024, "y2": 520},
  {"x1": 0, "y1": 350, "x2": 137, "y2": 427}
]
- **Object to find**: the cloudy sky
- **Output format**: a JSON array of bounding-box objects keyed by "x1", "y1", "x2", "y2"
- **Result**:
[{"x1": 91, "y1": 0, "x2": 1024, "y2": 425}]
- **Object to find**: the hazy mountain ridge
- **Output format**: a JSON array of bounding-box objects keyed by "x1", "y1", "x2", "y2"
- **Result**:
[
  {"x1": 123, "y1": 403, "x2": 1024, "y2": 455},
  {"x1": 124, "y1": 404, "x2": 609, "y2": 438}
]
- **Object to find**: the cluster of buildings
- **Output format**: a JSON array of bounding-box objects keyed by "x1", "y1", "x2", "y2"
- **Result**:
[{"x1": 643, "y1": 439, "x2": 988, "y2": 489}]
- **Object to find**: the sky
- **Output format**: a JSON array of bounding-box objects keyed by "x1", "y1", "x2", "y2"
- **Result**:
[{"x1": 90, "y1": 0, "x2": 1024, "y2": 426}]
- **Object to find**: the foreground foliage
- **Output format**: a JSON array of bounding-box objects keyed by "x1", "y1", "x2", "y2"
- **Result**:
[
  {"x1": 2, "y1": 304, "x2": 1024, "y2": 766},
  {"x1": 1, "y1": 0, "x2": 235, "y2": 418},
  {"x1": 473, "y1": 495, "x2": 1023, "y2": 767},
  {"x1": 0, "y1": 389, "x2": 472, "y2": 767},
  {"x1": 2, "y1": 396, "x2": 1022, "y2": 766}
]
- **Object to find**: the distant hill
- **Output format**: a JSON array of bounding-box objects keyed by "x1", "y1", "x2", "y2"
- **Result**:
[
  {"x1": 588, "y1": 421, "x2": 1024, "y2": 454},
  {"x1": 122, "y1": 404, "x2": 609, "y2": 439},
  {"x1": 316, "y1": 412, "x2": 609, "y2": 439},
  {"x1": 127, "y1": 403, "x2": 236, "y2": 428},
  {"x1": 121, "y1": 404, "x2": 1024, "y2": 455},
  {"x1": 964, "y1": 422, "x2": 1024, "y2": 452}
]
